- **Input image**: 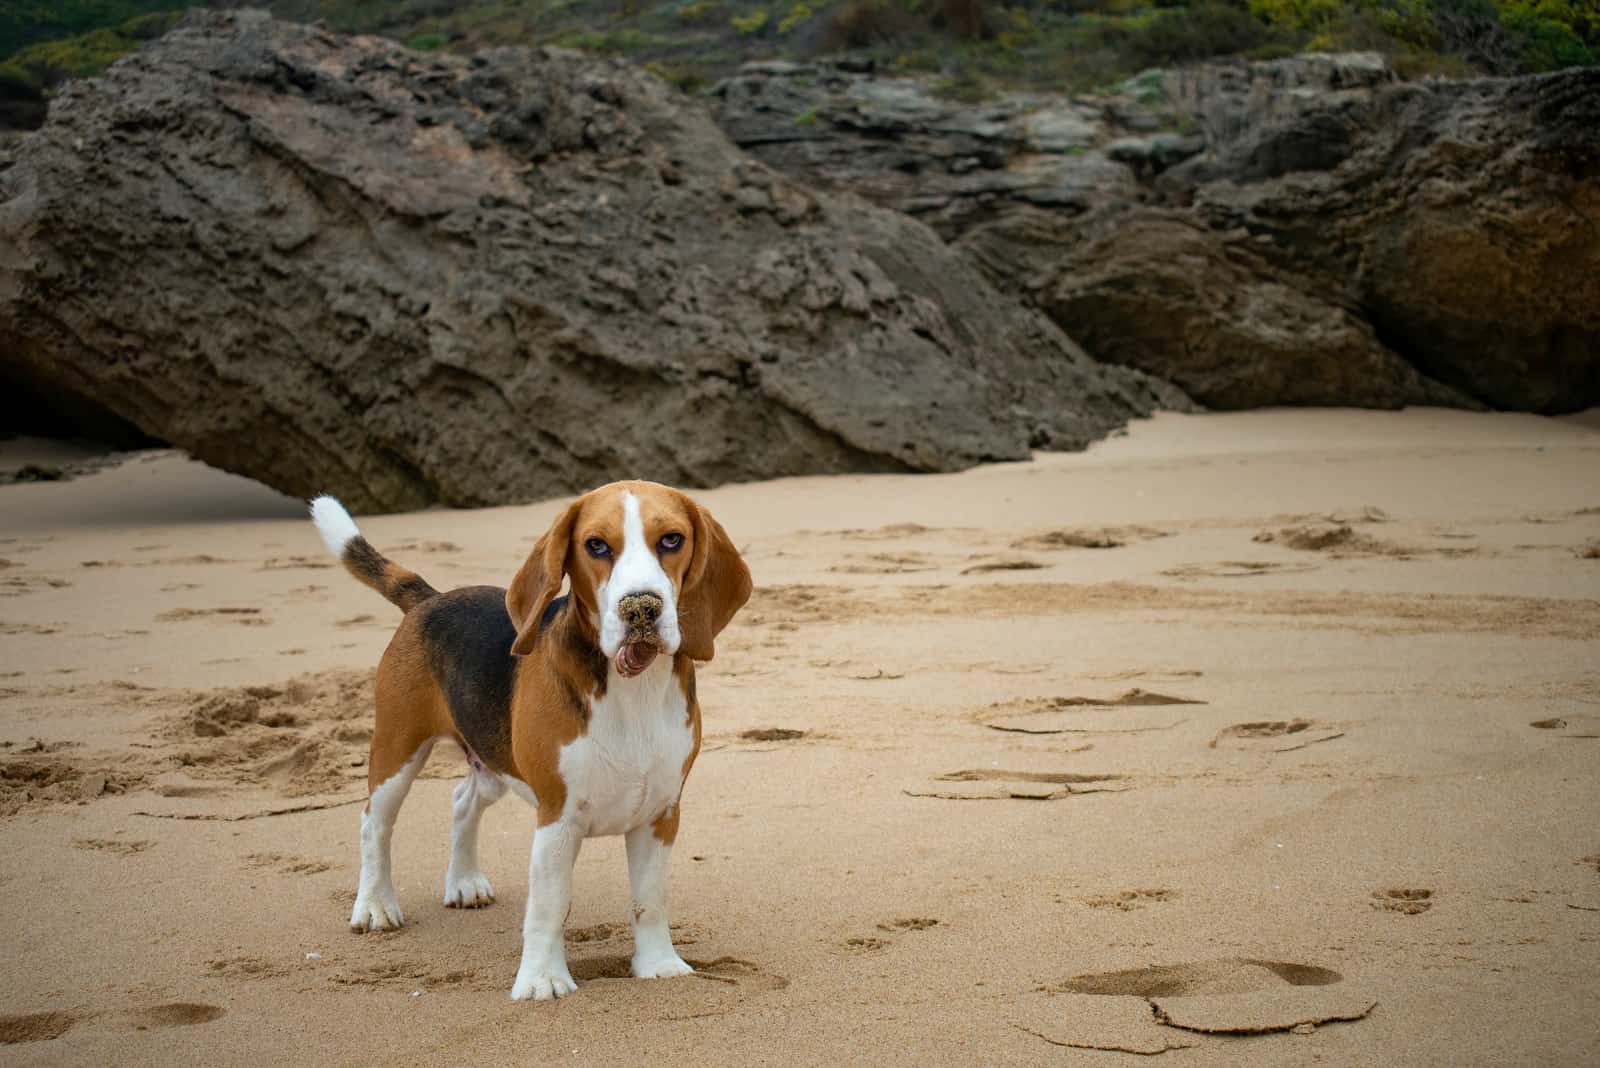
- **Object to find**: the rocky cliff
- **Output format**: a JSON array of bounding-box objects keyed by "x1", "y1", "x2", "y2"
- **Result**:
[
  {"x1": 715, "y1": 55, "x2": 1600, "y2": 413},
  {"x1": 0, "y1": 12, "x2": 1187, "y2": 512}
]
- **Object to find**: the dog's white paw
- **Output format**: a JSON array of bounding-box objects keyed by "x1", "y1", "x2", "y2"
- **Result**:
[
  {"x1": 443, "y1": 870, "x2": 495, "y2": 908},
  {"x1": 632, "y1": 953, "x2": 694, "y2": 980},
  {"x1": 510, "y1": 966, "x2": 578, "y2": 1001},
  {"x1": 350, "y1": 891, "x2": 404, "y2": 932}
]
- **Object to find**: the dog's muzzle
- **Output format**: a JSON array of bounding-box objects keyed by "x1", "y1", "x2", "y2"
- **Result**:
[{"x1": 615, "y1": 592, "x2": 665, "y2": 677}]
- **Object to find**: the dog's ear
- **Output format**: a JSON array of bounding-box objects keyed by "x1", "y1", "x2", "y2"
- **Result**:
[
  {"x1": 507, "y1": 499, "x2": 581, "y2": 656},
  {"x1": 676, "y1": 497, "x2": 752, "y2": 662}
]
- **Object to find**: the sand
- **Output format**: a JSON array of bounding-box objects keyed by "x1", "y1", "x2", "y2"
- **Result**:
[{"x1": 1, "y1": 407, "x2": 1597, "y2": 1066}]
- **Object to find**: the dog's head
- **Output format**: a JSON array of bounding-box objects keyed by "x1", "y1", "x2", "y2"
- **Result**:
[{"x1": 505, "y1": 481, "x2": 752, "y2": 676}]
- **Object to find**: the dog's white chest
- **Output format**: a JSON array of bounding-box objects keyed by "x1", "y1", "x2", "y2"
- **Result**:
[{"x1": 557, "y1": 660, "x2": 693, "y2": 837}]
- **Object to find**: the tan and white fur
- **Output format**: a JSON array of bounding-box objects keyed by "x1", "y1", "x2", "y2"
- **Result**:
[{"x1": 309, "y1": 481, "x2": 752, "y2": 1000}]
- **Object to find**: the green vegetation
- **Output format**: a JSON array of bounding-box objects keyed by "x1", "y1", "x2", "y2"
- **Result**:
[
  {"x1": 2, "y1": 0, "x2": 1594, "y2": 129},
  {"x1": 731, "y1": 8, "x2": 770, "y2": 33},
  {"x1": 0, "y1": 1, "x2": 184, "y2": 57},
  {"x1": 405, "y1": 32, "x2": 447, "y2": 51},
  {"x1": 778, "y1": 2, "x2": 816, "y2": 33},
  {"x1": 1, "y1": 8, "x2": 184, "y2": 126}
]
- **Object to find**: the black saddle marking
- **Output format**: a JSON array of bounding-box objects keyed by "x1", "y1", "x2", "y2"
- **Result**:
[{"x1": 419, "y1": 586, "x2": 518, "y2": 774}]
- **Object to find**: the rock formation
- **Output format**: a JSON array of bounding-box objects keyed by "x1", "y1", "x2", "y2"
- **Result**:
[
  {"x1": 714, "y1": 55, "x2": 1599, "y2": 413},
  {"x1": 1180, "y1": 67, "x2": 1600, "y2": 412},
  {"x1": 0, "y1": 12, "x2": 1186, "y2": 512}
]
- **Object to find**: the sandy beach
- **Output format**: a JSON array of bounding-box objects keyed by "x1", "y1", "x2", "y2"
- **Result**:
[{"x1": 1, "y1": 407, "x2": 1597, "y2": 1065}]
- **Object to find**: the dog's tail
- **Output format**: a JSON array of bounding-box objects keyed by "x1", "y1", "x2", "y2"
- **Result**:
[{"x1": 309, "y1": 496, "x2": 439, "y2": 613}]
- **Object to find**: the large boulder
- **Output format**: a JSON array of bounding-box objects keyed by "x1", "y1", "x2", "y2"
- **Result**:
[
  {"x1": 0, "y1": 12, "x2": 1186, "y2": 513},
  {"x1": 1034, "y1": 213, "x2": 1468, "y2": 410},
  {"x1": 715, "y1": 55, "x2": 1600, "y2": 414},
  {"x1": 1186, "y1": 68, "x2": 1600, "y2": 413}
]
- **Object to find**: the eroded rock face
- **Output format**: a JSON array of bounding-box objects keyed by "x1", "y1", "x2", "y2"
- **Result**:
[
  {"x1": 1036, "y1": 214, "x2": 1469, "y2": 410},
  {"x1": 716, "y1": 55, "x2": 1600, "y2": 414},
  {"x1": 1188, "y1": 69, "x2": 1600, "y2": 412},
  {"x1": 0, "y1": 13, "x2": 1186, "y2": 512},
  {"x1": 712, "y1": 62, "x2": 1189, "y2": 241}
]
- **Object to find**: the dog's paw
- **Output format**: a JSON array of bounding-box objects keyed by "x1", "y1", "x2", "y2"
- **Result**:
[
  {"x1": 632, "y1": 953, "x2": 694, "y2": 980},
  {"x1": 443, "y1": 870, "x2": 495, "y2": 909},
  {"x1": 349, "y1": 892, "x2": 404, "y2": 932},
  {"x1": 510, "y1": 967, "x2": 578, "y2": 1002}
]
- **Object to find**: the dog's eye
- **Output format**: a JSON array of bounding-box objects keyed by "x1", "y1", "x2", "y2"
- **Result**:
[
  {"x1": 658, "y1": 532, "x2": 684, "y2": 553},
  {"x1": 584, "y1": 538, "x2": 612, "y2": 559}
]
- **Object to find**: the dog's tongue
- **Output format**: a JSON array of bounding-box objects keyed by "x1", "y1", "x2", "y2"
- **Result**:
[{"x1": 616, "y1": 641, "x2": 659, "y2": 677}]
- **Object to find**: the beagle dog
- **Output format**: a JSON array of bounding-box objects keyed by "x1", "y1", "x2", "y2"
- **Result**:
[{"x1": 308, "y1": 481, "x2": 751, "y2": 1000}]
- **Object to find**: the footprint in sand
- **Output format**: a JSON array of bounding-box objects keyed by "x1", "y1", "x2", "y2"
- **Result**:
[
  {"x1": 565, "y1": 922, "x2": 702, "y2": 948},
  {"x1": 739, "y1": 728, "x2": 806, "y2": 742},
  {"x1": 842, "y1": 919, "x2": 937, "y2": 951},
  {"x1": 1044, "y1": 958, "x2": 1374, "y2": 1036},
  {"x1": 1056, "y1": 958, "x2": 1343, "y2": 997},
  {"x1": 843, "y1": 936, "x2": 891, "y2": 951},
  {"x1": 331, "y1": 960, "x2": 491, "y2": 991},
  {"x1": 567, "y1": 955, "x2": 787, "y2": 992},
  {"x1": 982, "y1": 690, "x2": 1201, "y2": 736},
  {"x1": 156, "y1": 606, "x2": 267, "y2": 626},
  {"x1": 567, "y1": 922, "x2": 630, "y2": 944},
  {"x1": 0, "y1": 572, "x2": 74, "y2": 597},
  {"x1": 906, "y1": 769, "x2": 1128, "y2": 801},
  {"x1": 1011, "y1": 526, "x2": 1170, "y2": 551},
  {"x1": 0, "y1": 621, "x2": 62, "y2": 635},
  {"x1": 207, "y1": 954, "x2": 290, "y2": 980},
  {"x1": 0, "y1": 1011, "x2": 79, "y2": 1044},
  {"x1": 384, "y1": 540, "x2": 462, "y2": 555},
  {"x1": 1371, "y1": 888, "x2": 1433, "y2": 915},
  {"x1": 1084, "y1": 889, "x2": 1177, "y2": 911},
  {"x1": 241, "y1": 851, "x2": 337, "y2": 875},
  {"x1": 1255, "y1": 523, "x2": 1480, "y2": 560},
  {"x1": 830, "y1": 523, "x2": 936, "y2": 541},
  {"x1": 1013, "y1": 958, "x2": 1373, "y2": 1052},
  {"x1": 829, "y1": 552, "x2": 943, "y2": 574},
  {"x1": 1211, "y1": 719, "x2": 1345, "y2": 753},
  {"x1": 130, "y1": 1004, "x2": 226, "y2": 1030},
  {"x1": 1162, "y1": 560, "x2": 1320, "y2": 580},
  {"x1": 2, "y1": 750, "x2": 130, "y2": 814},
  {"x1": 72, "y1": 837, "x2": 153, "y2": 856},
  {"x1": 258, "y1": 555, "x2": 334, "y2": 571},
  {"x1": 960, "y1": 557, "x2": 1050, "y2": 575},
  {"x1": 685, "y1": 957, "x2": 788, "y2": 991}
]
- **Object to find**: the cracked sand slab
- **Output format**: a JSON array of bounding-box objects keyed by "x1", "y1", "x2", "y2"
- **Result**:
[
  {"x1": 1151, "y1": 987, "x2": 1378, "y2": 1034},
  {"x1": 1011, "y1": 992, "x2": 1196, "y2": 1055}
]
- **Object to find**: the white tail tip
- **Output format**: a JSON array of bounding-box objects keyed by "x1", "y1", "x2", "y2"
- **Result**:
[{"x1": 309, "y1": 495, "x2": 361, "y2": 558}]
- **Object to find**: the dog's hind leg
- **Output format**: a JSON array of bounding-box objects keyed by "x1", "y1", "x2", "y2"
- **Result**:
[
  {"x1": 350, "y1": 736, "x2": 434, "y2": 932},
  {"x1": 350, "y1": 618, "x2": 451, "y2": 932},
  {"x1": 444, "y1": 751, "x2": 505, "y2": 908}
]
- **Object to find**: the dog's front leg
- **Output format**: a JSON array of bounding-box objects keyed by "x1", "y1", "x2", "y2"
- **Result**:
[
  {"x1": 625, "y1": 822, "x2": 693, "y2": 979},
  {"x1": 510, "y1": 820, "x2": 582, "y2": 1001}
]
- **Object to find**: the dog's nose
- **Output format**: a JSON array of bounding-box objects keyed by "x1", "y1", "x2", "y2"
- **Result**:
[{"x1": 619, "y1": 592, "x2": 663, "y2": 627}]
